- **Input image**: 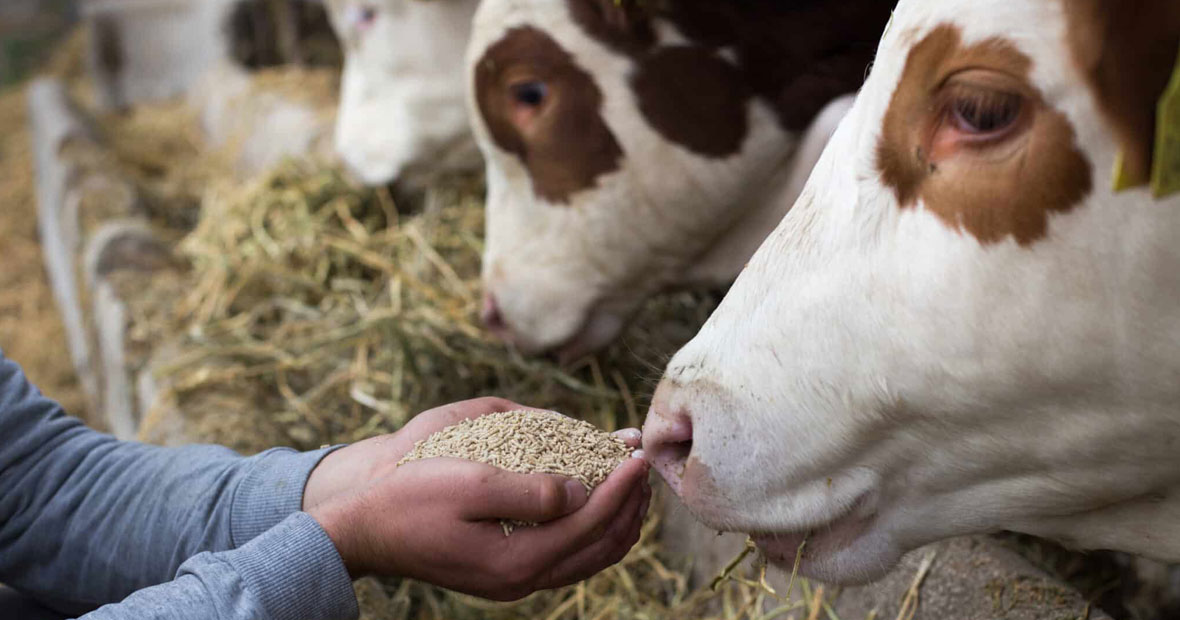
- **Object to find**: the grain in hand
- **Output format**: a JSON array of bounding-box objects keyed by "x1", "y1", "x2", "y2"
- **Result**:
[{"x1": 398, "y1": 409, "x2": 632, "y2": 534}]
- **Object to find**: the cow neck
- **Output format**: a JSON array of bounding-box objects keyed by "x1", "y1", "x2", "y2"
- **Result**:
[
  {"x1": 646, "y1": 0, "x2": 892, "y2": 134},
  {"x1": 679, "y1": 95, "x2": 854, "y2": 288}
]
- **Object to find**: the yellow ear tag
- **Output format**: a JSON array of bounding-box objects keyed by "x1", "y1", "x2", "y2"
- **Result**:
[
  {"x1": 1111, "y1": 149, "x2": 1138, "y2": 192},
  {"x1": 1150, "y1": 44, "x2": 1180, "y2": 199},
  {"x1": 1112, "y1": 44, "x2": 1180, "y2": 198}
]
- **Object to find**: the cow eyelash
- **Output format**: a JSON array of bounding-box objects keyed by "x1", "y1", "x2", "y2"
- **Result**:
[{"x1": 945, "y1": 86, "x2": 1024, "y2": 137}]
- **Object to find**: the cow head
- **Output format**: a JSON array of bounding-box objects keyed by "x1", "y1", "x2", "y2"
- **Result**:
[
  {"x1": 466, "y1": 0, "x2": 893, "y2": 358},
  {"x1": 645, "y1": 0, "x2": 1180, "y2": 583},
  {"x1": 327, "y1": 0, "x2": 482, "y2": 187}
]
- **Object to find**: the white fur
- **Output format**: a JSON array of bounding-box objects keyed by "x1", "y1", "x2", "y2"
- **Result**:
[
  {"x1": 327, "y1": 0, "x2": 482, "y2": 187},
  {"x1": 467, "y1": 0, "x2": 854, "y2": 355},
  {"x1": 650, "y1": 0, "x2": 1180, "y2": 584}
]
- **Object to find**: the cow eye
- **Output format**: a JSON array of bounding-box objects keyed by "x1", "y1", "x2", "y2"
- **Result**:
[
  {"x1": 949, "y1": 88, "x2": 1023, "y2": 135},
  {"x1": 510, "y1": 81, "x2": 548, "y2": 107},
  {"x1": 355, "y1": 5, "x2": 378, "y2": 28}
]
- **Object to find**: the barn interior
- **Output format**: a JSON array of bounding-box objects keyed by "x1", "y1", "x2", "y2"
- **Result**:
[{"x1": 0, "y1": 1, "x2": 1176, "y2": 619}]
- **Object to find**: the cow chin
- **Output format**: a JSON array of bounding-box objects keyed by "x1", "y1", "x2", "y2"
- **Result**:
[
  {"x1": 673, "y1": 462, "x2": 905, "y2": 583},
  {"x1": 497, "y1": 300, "x2": 630, "y2": 361},
  {"x1": 668, "y1": 443, "x2": 904, "y2": 584},
  {"x1": 551, "y1": 310, "x2": 628, "y2": 363},
  {"x1": 751, "y1": 523, "x2": 903, "y2": 585}
]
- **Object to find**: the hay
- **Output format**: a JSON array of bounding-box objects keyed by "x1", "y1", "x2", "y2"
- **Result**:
[
  {"x1": 96, "y1": 99, "x2": 221, "y2": 232},
  {"x1": 142, "y1": 160, "x2": 715, "y2": 453},
  {"x1": 246, "y1": 65, "x2": 340, "y2": 113}
]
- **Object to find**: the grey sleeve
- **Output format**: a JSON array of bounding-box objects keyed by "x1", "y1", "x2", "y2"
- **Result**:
[
  {"x1": 0, "y1": 351, "x2": 353, "y2": 616},
  {"x1": 77, "y1": 513, "x2": 358, "y2": 620}
]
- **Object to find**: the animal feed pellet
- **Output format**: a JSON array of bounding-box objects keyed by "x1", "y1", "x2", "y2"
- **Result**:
[{"x1": 398, "y1": 409, "x2": 632, "y2": 534}]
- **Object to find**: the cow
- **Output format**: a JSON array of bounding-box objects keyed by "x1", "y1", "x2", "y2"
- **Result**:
[
  {"x1": 643, "y1": 0, "x2": 1180, "y2": 585},
  {"x1": 325, "y1": 0, "x2": 483, "y2": 187},
  {"x1": 466, "y1": 0, "x2": 897, "y2": 360}
]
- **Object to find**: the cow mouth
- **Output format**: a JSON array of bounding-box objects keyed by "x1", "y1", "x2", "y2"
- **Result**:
[
  {"x1": 552, "y1": 310, "x2": 628, "y2": 364},
  {"x1": 749, "y1": 509, "x2": 874, "y2": 568},
  {"x1": 737, "y1": 491, "x2": 879, "y2": 571}
]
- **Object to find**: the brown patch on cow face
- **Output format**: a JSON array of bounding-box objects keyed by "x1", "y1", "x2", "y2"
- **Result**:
[
  {"x1": 566, "y1": 0, "x2": 655, "y2": 56},
  {"x1": 682, "y1": 455, "x2": 737, "y2": 521},
  {"x1": 632, "y1": 47, "x2": 751, "y2": 157},
  {"x1": 1062, "y1": 1, "x2": 1180, "y2": 187},
  {"x1": 474, "y1": 26, "x2": 623, "y2": 204},
  {"x1": 655, "y1": 0, "x2": 895, "y2": 134},
  {"x1": 876, "y1": 25, "x2": 1093, "y2": 246}
]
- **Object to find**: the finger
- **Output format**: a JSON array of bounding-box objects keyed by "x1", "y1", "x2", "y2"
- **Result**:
[
  {"x1": 611, "y1": 428, "x2": 642, "y2": 449},
  {"x1": 536, "y1": 477, "x2": 649, "y2": 589},
  {"x1": 454, "y1": 462, "x2": 589, "y2": 523},
  {"x1": 519, "y1": 456, "x2": 649, "y2": 561}
]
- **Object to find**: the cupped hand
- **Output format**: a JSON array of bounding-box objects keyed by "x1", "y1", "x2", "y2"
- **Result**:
[
  {"x1": 303, "y1": 397, "x2": 649, "y2": 600},
  {"x1": 305, "y1": 397, "x2": 575, "y2": 511}
]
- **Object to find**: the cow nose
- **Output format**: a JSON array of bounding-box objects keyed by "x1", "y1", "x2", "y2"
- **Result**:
[
  {"x1": 481, "y1": 292, "x2": 508, "y2": 335},
  {"x1": 642, "y1": 403, "x2": 694, "y2": 496}
]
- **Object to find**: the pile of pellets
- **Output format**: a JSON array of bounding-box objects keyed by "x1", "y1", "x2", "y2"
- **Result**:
[{"x1": 398, "y1": 409, "x2": 633, "y2": 534}]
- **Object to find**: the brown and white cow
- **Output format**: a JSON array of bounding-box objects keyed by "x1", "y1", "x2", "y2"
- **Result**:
[
  {"x1": 326, "y1": 0, "x2": 483, "y2": 187},
  {"x1": 644, "y1": 0, "x2": 1180, "y2": 584},
  {"x1": 467, "y1": 0, "x2": 896, "y2": 359}
]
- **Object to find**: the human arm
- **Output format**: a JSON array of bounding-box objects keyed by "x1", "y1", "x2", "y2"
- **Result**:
[
  {"x1": 0, "y1": 352, "x2": 338, "y2": 613},
  {"x1": 305, "y1": 398, "x2": 651, "y2": 601}
]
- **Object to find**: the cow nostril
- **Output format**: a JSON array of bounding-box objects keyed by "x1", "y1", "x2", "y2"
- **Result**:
[
  {"x1": 481, "y1": 292, "x2": 507, "y2": 333},
  {"x1": 663, "y1": 439, "x2": 693, "y2": 472},
  {"x1": 644, "y1": 411, "x2": 694, "y2": 494}
]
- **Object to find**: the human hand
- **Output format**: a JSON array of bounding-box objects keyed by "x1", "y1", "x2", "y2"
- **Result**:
[{"x1": 305, "y1": 398, "x2": 650, "y2": 600}]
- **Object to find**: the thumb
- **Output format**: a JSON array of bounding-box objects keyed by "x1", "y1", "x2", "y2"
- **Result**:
[{"x1": 458, "y1": 465, "x2": 589, "y2": 523}]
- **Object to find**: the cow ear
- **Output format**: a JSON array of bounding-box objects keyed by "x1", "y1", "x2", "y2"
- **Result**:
[
  {"x1": 1066, "y1": 1, "x2": 1180, "y2": 192},
  {"x1": 566, "y1": 0, "x2": 656, "y2": 56}
]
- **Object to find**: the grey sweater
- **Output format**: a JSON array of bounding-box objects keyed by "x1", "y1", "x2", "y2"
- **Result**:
[{"x1": 0, "y1": 351, "x2": 359, "y2": 619}]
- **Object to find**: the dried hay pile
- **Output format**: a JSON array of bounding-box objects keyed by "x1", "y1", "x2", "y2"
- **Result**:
[
  {"x1": 143, "y1": 162, "x2": 714, "y2": 453},
  {"x1": 91, "y1": 63, "x2": 341, "y2": 234},
  {"x1": 246, "y1": 65, "x2": 340, "y2": 112},
  {"x1": 96, "y1": 98, "x2": 218, "y2": 233}
]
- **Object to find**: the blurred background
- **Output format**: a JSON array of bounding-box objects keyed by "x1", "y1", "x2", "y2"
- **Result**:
[{"x1": 0, "y1": 0, "x2": 76, "y2": 88}]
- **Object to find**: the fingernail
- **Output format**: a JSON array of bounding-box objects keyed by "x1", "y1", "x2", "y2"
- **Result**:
[
  {"x1": 613, "y1": 428, "x2": 642, "y2": 442},
  {"x1": 565, "y1": 479, "x2": 588, "y2": 508},
  {"x1": 631, "y1": 449, "x2": 646, "y2": 460}
]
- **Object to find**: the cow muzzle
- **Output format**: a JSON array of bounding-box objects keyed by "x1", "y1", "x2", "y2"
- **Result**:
[
  {"x1": 478, "y1": 287, "x2": 629, "y2": 362},
  {"x1": 642, "y1": 379, "x2": 743, "y2": 527}
]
